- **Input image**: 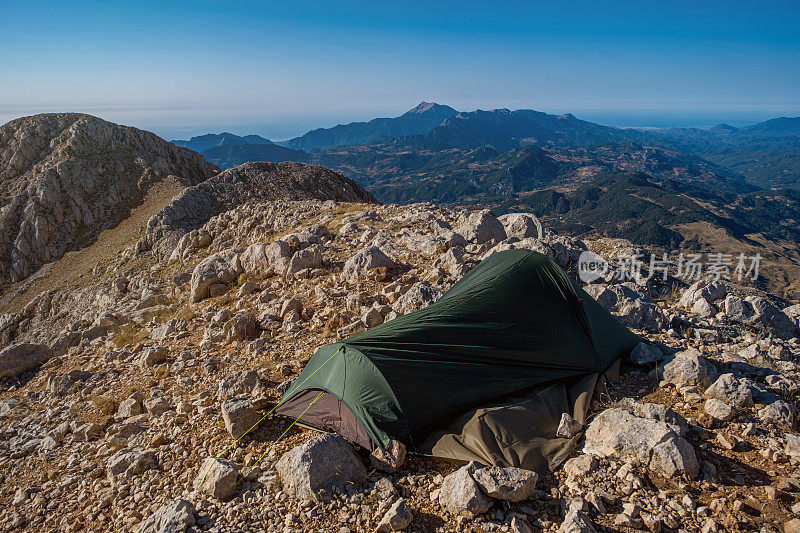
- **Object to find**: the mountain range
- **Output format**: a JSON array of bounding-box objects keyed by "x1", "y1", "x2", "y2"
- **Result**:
[
  {"x1": 283, "y1": 102, "x2": 458, "y2": 151},
  {"x1": 635, "y1": 118, "x2": 800, "y2": 189},
  {"x1": 168, "y1": 102, "x2": 800, "y2": 296},
  {"x1": 2, "y1": 105, "x2": 797, "y2": 295},
  {"x1": 172, "y1": 132, "x2": 274, "y2": 152}
]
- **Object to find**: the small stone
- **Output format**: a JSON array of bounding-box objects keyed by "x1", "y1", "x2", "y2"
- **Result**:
[
  {"x1": 563, "y1": 455, "x2": 598, "y2": 478},
  {"x1": 759, "y1": 400, "x2": 795, "y2": 427},
  {"x1": 118, "y1": 398, "x2": 143, "y2": 418},
  {"x1": 717, "y1": 433, "x2": 736, "y2": 451},
  {"x1": 556, "y1": 413, "x2": 583, "y2": 438},
  {"x1": 703, "y1": 399, "x2": 733, "y2": 422},
  {"x1": 194, "y1": 457, "x2": 240, "y2": 500},
  {"x1": 221, "y1": 398, "x2": 260, "y2": 440},
  {"x1": 376, "y1": 498, "x2": 413, "y2": 532},
  {"x1": 472, "y1": 466, "x2": 538, "y2": 502},
  {"x1": 370, "y1": 440, "x2": 407, "y2": 473}
]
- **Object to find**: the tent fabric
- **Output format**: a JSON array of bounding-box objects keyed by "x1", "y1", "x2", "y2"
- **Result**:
[
  {"x1": 276, "y1": 249, "x2": 639, "y2": 471},
  {"x1": 421, "y1": 359, "x2": 620, "y2": 472}
]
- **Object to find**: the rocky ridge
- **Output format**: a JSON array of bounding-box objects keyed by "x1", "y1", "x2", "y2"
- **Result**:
[
  {"x1": 138, "y1": 161, "x2": 376, "y2": 257},
  {"x1": 0, "y1": 166, "x2": 799, "y2": 532},
  {"x1": 0, "y1": 113, "x2": 218, "y2": 284}
]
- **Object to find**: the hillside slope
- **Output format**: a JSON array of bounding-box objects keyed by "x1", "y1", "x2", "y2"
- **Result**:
[
  {"x1": 0, "y1": 113, "x2": 218, "y2": 283},
  {"x1": 632, "y1": 118, "x2": 800, "y2": 189},
  {"x1": 201, "y1": 143, "x2": 310, "y2": 170}
]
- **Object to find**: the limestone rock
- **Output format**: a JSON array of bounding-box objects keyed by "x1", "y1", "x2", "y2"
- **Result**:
[
  {"x1": 286, "y1": 244, "x2": 324, "y2": 277},
  {"x1": 343, "y1": 246, "x2": 396, "y2": 280},
  {"x1": 559, "y1": 502, "x2": 597, "y2": 533},
  {"x1": 703, "y1": 399, "x2": 734, "y2": 422},
  {"x1": 376, "y1": 498, "x2": 413, "y2": 532},
  {"x1": 703, "y1": 373, "x2": 754, "y2": 408},
  {"x1": 758, "y1": 400, "x2": 794, "y2": 427},
  {"x1": 583, "y1": 283, "x2": 667, "y2": 332},
  {"x1": 224, "y1": 313, "x2": 259, "y2": 341},
  {"x1": 393, "y1": 282, "x2": 442, "y2": 316},
  {"x1": 370, "y1": 439, "x2": 407, "y2": 473},
  {"x1": 472, "y1": 466, "x2": 538, "y2": 502},
  {"x1": 456, "y1": 210, "x2": 506, "y2": 244},
  {"x1": 629, "y1": 342, "x2": 664, "y2": 365},
  {"x1": 218, "y1": 370, "x2": 262, "y2": 400},
  {"x1": 0, "y1": 343, "x2": 53, "y2": 379},
  {"x1": 583, "y1": 401, "x2": 699, "y2": 478},
  {"x1": 678, "y1": 280, "x2": 728, "y2": 309},
  {"x1": 662, "y1": 350, "x2": 719, "y2": 390},
  {"x1": 438, "y1": 461, "x2": 493, "y2": 516},
  {"x1": 497, "y1": 213, "x2": 543, "y2": 240},
  {"x1": 275, "y1": 434, "x2": 367, "y2": 501},
  {"x1": 691, "y1": 297, "x2": 716, "y2": 317},
  {"x1": 563, "y1": 455, "x2": 598, "y2": 478},
  {"x1": 138, "y1": 346, "x2": 167, "y2": 367},
  {"x1": 107, "y1": 448, "x2": 157, "y2": 485},
  {"x1": 221, "y1": 398, "x2": 260, "y2": 440},
  {"x1": 135, "y1": 499, "x2": 195, "y2": 533},
  {"x1": 194, "y1": 457, "x2": 240, "y2": 500},
  {"x1": 556, "y1": 413, "x2": 583, "y2": 438},
  {"x1": 190, "y1": 253, "x2": 238, "y2": 302}
]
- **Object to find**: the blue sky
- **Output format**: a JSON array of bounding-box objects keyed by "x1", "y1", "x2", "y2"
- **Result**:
[{"x1": 1, "y1": 0, "x2": 799, "y2": 139}]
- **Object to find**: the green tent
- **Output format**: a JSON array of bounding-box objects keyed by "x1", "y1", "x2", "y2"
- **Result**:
[{"x1": 277, "y1": 249, "x2": 639, "y2": 472}]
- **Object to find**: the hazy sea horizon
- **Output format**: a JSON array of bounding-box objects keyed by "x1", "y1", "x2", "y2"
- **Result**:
[{"x1": 2, "y1": 106, "x2": 798, "y2": 143}]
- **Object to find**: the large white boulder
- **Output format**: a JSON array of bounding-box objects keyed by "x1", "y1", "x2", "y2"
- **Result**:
[
  {"x1": 275, "y1": 434, "x2": 367, "y2": 501},
  {"x1": 497, "y1": 213, "x2": 543, "y2": 240},
  {"x1": 583, "y1": 400, "x2": 698, "y2": 478},
  {"x1": 190, "y1": 253, "x2": 238, "y2": 302}
]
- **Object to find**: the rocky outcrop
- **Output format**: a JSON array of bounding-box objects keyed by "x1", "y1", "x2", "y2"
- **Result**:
[
  {"x1": 679, "y1": 279, "x2": 798, "y2": 339},
  {"x1": 583, "y1": 282, "x2": 667, "y2": 332},
  {"x1": 139, "y1": 161, "x2": 376, "y2": 256},
  {"x1": 0, "y1": 113, "x2": 217, "y2": 282},
  {"x1": 497, "y1": 212, "x2": 543, "y2": 240}
]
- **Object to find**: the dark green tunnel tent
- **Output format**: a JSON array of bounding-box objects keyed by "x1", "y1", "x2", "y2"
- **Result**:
[{"x1": 276, "y1": 249, "x2": 640, "y2": 472}]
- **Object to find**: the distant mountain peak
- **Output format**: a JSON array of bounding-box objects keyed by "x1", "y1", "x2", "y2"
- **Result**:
[
  {"x1": 406, "y1": 101, "x2": 438, "y2": 114},
  {"x1": 287, "y1": 102, "x2": 458, "y2": 151},
  {"x1": 403, "y1": 101, "x2": 457, "y2": 116}
]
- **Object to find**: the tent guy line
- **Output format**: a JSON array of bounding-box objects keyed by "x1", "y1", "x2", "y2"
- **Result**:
[
  {"x1": 199, "y1": 347, "x2": 343, "y2": 485},
  {"x1": 241, "y1": 391, "x2": 325, "y2": 481}
]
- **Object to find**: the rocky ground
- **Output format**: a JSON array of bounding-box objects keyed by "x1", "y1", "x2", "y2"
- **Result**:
[{"x1": 1, "y1": 164, "x2": 800, "y2": 532}]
